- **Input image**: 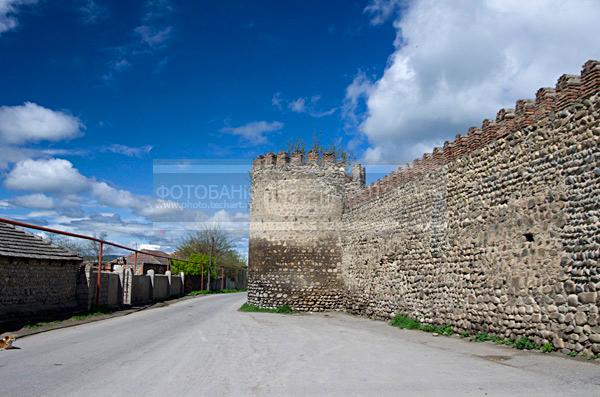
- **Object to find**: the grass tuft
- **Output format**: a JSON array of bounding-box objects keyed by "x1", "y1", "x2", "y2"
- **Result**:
[
  {"x1": 390, "y1": 315, "x2": 454, "y2": 335},
  {"x1": 239, "y1": 303, "x2": 293, "y2": 314}
]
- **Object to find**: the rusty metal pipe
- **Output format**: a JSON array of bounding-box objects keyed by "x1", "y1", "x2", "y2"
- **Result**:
[{"x1": 0, "y1": 217, "x2": 199, "y2": 265}]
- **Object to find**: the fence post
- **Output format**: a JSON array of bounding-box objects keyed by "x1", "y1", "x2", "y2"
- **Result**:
[
  {"x1": 180, "y1": 272, "x2": 185, "y2": 296},
  {"x1": 96, "y1": 241, "x2": 103, "y2": 307},
  {"x1": 148, "y1": 269, "x2": 155, "y2": 302}
]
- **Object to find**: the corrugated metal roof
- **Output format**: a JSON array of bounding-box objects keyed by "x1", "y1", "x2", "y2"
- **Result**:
[{"x1": 0, "y1": 222, "x2": 82, "y2": 261}]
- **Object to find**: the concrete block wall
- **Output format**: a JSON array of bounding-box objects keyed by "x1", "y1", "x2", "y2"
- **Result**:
[
  {"x1": 131, "y1": 274, "x2": 152, "y2": 304},
  {"x1": 150, "y1": 271, "x2": 169, "y2": 301},
  {"x1": 77, "y1": 266, "x2": 185, "y2": 310}
]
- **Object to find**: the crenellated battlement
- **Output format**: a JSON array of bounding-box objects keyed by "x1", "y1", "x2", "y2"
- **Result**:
[
  {"x1": 252, "y1": 149, "x2": 350, "y2": 170},
  {"x1": 346, "y1": 59, "x2": 600, "y2": 208}
]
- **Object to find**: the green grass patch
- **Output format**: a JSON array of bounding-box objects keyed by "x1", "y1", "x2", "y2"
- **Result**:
[
  {"x1": 188, "y1": 289, "x2": 247, "y2": 296},
  {"x1": 390, "y1": 315, "x2": 454, "y2": 335},
  {"x1": 392, "y1": 318, "x2": 557, "y2": 354},
  {"x1": 473, "y1": 332, "x2": 554, "y2": 352},
  {"x1": 514, "y1": 337, "x2": 537, "y2": 350},
  {"x1": 239, "y1": 303, "x2": 293, "y2": 314},
  {"x1": 390, "y1": 315, "x2": 422, "y2": 330},
  {"x1": 25, "y1": 307, "x2": 113, "y2": 329}
]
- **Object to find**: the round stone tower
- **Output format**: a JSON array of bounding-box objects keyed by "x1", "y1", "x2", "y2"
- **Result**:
[{"x1": 248, "y1": 150, "x2": 362, "y2": 311}]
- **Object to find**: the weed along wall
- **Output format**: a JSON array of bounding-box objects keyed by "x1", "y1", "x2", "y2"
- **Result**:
[{"x1": 248, "y1": 60, "x2": 600, "y2": 356}]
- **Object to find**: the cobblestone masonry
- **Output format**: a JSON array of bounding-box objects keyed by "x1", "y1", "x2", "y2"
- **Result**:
[
  {"x1": 248, "y1": 151, "x2": 363, "y2": 310},
  {"x1": 248, "y1": 60, "x2": 600, "y2": 354}
]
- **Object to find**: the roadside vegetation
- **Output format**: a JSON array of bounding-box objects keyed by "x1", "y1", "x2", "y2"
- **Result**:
[
  {"x1": 25, "y1": 307, "x2": 114, "y2": 329},
  {"x1": 389, "y1": 314, "x2": 599, "y2": 360},
  {"x1": 171, "y1": 225, "x2": 247, "y2": 291},
  {"x1": 239, "y1": 303, "x2": 293, "y2": 314}
]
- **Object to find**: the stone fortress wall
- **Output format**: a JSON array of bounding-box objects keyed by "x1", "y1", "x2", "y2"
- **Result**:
[
  {"x1": 248, "y1": 60, "x2": 600, "y2": 355},
  {"x1": 248, "y1": 151, "x2": 364, "y2": 310}
]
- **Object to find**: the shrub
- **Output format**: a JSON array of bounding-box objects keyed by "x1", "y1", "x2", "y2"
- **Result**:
[
  {"x1": 514, "y1": 337, "x2": 537, "y2": 350},
  {"x1": 541, "y1": 343, "x2": 554, "y2": 353},
  {"x1": 438, "y1": 325, "x2": 454, "y2": 336},
  {"x1": 475, "y1": 332, "x2": 493, "y2": 342}
]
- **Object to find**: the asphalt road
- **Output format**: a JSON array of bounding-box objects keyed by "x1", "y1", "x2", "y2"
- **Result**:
[{"x1": 1, "y1": 292, "x2": 599, "y2": 396}]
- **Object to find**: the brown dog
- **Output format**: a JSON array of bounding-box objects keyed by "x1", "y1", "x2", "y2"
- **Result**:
[{"x1": 0, "y1": 335, "x2": 16, "y2": 350}]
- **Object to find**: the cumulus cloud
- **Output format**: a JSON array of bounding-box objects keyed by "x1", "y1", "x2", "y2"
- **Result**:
[
  {"x1": 0, "y1": 102, "x2": 83, "y2": 145},
  {"x1": 221, "y1": 120, "x2": 283, "y2": 144},
  {"x1": 89, "y1": 181, "x2": 180, "y2": 218},
  {"x1": 104, "y1": 143, "x2": 153, "y2": 157},
  {"x1": 13, "y1": 193, "x2": 55, "y2": 209},
  {"x1": 0, "y1": 0, "x2": 36, "y2": 35},
  {"x1": 358, "y1": 0, "x2": 600, "y2": 163},
  {"x1": 4, "y1": 158, "x2": 180, "y2": 218},
  {"x1": 343, "y1": 72, "x2": 374, "y2": 129},
  {"x1": 4, "y1": 158, "x2": 89, "y2": 194}
]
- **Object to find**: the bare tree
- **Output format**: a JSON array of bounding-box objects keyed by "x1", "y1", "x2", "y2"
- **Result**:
[
  {"x1": 85, "y1": 232, "x2": 113, "y2": 260},
  {"x1": 176, "y1": 224, "x2": 235, "y2": 290},
  {"x1": 46, "y1": 234, "x2": 86, "y2": 256}
]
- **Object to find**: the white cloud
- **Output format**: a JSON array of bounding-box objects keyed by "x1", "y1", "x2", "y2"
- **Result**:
[
  {"x1": 343, "y1": 72, "x2": 373, "y2": 129},
  {"x1": 104, "y1": 144, "x2": 153, "y2": 157},
  {"x1": 0, "y1": 199, "x2": 12, "y2": 209},
  {"x1": 364, "y1": 0, "x2": 402, "y2": 25},
  {"x1": 90, "y1": 181, "x2": 180, "y2": 218},
  {"x1": 221, "y1": 120, "x2": 283, "y2": 144},
  {"x1": 4, "y1": 158, "x2": 89, "y2": 194},
  {"x1": 0, "y1": 102, "x2": 83, "y2": 145},
  {"x1": 3, "y1": 157, "x2": 179, "y2": 218},
  {"x1": 271, "y1": 92, "x2": 282, "y2": 109},
  {"x1": 79, "y1": 0, "x2": 109, "y2": 24},
  {"x1": 0, "y1": 0, "x2": 36, "y2": 35},
  {"x1": 359, "y1": 0, "x2": 600, "y2": 163},
  {"x1": 275, "y1": 93, "x2": 337, "y2": 118},
  {"x1": 91, "y1": 181, "x2": 138, "y2": 209},
  {"x1": 14, "y1": 193, "x2": 55, "y2": 209},
  {"x1": 24, "y1": 210, "x2": 57, "y2": 218},
  {"x1": 142, "y1": 0, "x2": 173, "y2": 23},
  {"x1": 288, "y1": 98, "x2": 306, "y2": 113},
  {"x1": 134, "y1": 25, "x2": 172, "y2": 47},
  {"x1": 0, "y1": 146, "x2": 88, "y2": 169}
]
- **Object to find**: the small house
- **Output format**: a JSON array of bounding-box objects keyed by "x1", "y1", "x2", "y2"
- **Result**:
[{"x1": 0, "y1": 222, "x2": 82, "y2": 320}]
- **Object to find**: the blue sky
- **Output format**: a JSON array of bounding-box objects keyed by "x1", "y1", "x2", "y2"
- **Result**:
[{"x1": 1, "y1": 0, "x2": 599, "y2": 253}]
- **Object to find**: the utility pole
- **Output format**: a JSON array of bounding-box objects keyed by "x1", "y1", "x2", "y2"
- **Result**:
[{"x1": 206, "y1": 236, "x2": 213, "y2": 291}]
